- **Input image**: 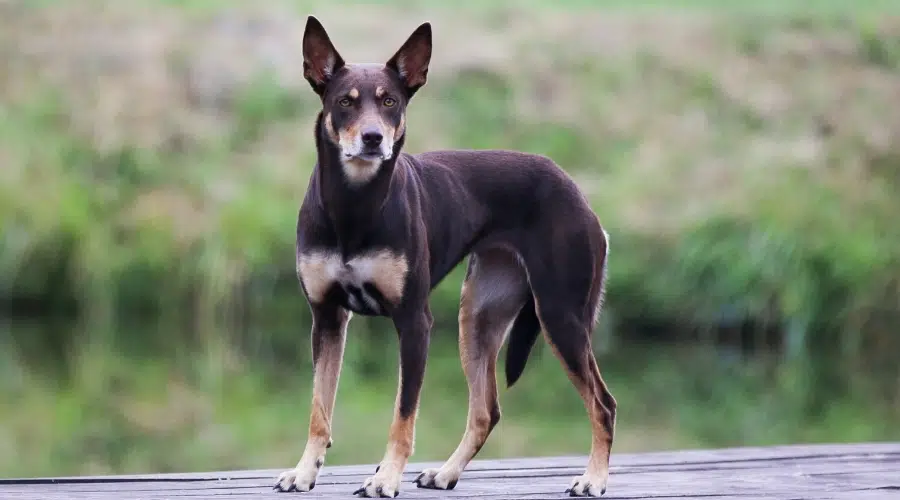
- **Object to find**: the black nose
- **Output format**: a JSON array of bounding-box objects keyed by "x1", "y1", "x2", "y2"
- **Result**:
[{"x1": 361, "y1": 130, "x2": 383, "y2": 148}]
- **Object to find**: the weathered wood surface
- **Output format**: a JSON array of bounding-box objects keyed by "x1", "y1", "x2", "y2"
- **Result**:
[{"x1": 2, "y1": 442, "x2": 898, "y2": 499}]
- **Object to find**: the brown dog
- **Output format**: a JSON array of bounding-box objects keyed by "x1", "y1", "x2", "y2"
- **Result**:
[{"x1": 274, "y1": 16, "x2": 617, "y2": 498}]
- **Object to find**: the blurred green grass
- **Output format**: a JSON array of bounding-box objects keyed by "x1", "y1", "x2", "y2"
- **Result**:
[{"x1": 2, "y1": 0, "x2": 900, "y2": 479}]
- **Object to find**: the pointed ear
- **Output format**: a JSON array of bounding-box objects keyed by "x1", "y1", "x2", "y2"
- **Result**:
[
  {"x1": 302, "y1": 16, "x2": 345, "y2": 96},
  {"x1": 386, "y1": 22, "x2": 432, "y2": 98}
]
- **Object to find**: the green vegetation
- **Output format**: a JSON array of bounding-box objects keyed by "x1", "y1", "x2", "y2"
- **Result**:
[{"x1": 2, "y1": 0, "x2": 900, "y2": 479}]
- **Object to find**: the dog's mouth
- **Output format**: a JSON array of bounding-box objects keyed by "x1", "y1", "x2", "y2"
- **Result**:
[
  {"x1": 345, "y1": 150, "x2": 390, "y2": 162},
  {"x1": 345, "y1": 152, "x2": 381, "y2": 161}
]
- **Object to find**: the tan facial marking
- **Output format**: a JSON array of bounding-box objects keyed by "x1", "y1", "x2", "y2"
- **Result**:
[
  {"x1": 297, "y1": 250, "x2": 409, "y2": 305},
  {"x1": 348, "y1": 87, "x2": 359, "y2": 99},
  {"x1": 338, "y1": 121, "x2": 361, "y2": 148},
  {"x1": 336, "y1": 113, "x2": 396, "y2": 185},
  {"x1": 323, "y1": 113, "x2": 339, "y2": 143},
  {"x1": 375, "y1": 86, "x2": 385, "y2": 98},
  {"x1": 381, "y1": 122, "x2": 398, "y2": 150},
  {"x1": 397, "y1": 114, "x2": 406, "y2": 138}
]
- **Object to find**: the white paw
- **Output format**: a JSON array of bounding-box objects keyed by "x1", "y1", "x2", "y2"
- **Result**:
[
  {"x1": 565, "y1": 472, "x2": 608, "y2": 497},
  {"x1": 353, "y1": 472, "x2": 401, "y2": 498},
  {"x1": 414, "y1": 467, "x2": 459, "y2": 490},
  {"x1": 273, "y1": 460, "x2": 322, "y2": 493}
]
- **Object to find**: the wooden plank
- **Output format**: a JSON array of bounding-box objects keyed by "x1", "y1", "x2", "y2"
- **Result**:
[
  {"x1": 9, "y1": 441, "x2": 898, "y2": 483},
  {"x1": 5, "y1": 458, "x2": 898, "y2": 494},
  {"x1": 1, "y1": 442, "x2": 898, "y2": 499}
]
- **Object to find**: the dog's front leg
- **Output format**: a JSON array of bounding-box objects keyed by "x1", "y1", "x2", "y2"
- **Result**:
[
  {"x1": 275, "y1": 304, "x2": 350, "y2": 493},
  {"x1": 354, "y1": 305, "x2": 432, "y2": 498}
]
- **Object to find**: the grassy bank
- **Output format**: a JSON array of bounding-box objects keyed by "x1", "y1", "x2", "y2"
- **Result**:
[{"x1": 2, "y1": 0, "x2": 900, "y2": 478}]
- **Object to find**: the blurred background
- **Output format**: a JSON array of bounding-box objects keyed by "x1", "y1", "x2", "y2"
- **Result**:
[{"x1": 2, "y1": 0, "x2": 899, "y2": 479}]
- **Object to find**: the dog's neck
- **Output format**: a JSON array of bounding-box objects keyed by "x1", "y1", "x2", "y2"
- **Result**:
[{"x1": 312, "y1": 112, "x2": 404, "y2": 258}]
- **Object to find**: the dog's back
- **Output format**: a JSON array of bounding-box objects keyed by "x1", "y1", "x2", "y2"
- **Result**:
[
  {"x1": 412, "y1": 149, "x2": 591, "y2": 212},
  {"x1": 398, "y1": 149, "x2": 602, "y2": 281}
]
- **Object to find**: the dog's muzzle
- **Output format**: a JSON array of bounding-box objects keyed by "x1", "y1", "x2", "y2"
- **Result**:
[
  {"x1": 359, "y1": 127, "x2": 387, "y2": 159},
  {"x1": 341, "y1": 124, "x2": 394, "y2": 161}
]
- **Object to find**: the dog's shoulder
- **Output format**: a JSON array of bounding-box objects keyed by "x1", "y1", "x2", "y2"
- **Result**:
[{"x1": 295, "y1": 172, "x2": 329, "y2": 242}]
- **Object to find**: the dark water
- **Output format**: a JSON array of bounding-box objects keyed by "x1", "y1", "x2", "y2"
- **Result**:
[{"x1": 2, "y1": 314, "x2": 899, "y2": 479}]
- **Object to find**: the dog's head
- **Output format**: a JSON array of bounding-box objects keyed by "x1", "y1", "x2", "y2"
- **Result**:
[{"x1": 302, "y1": 16, "x2": 431, "y2": 182}]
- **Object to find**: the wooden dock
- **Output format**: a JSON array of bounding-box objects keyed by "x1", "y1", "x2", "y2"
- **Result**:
[{"x1": 2, "y1": 442, "x2": 898, "y2": 499}]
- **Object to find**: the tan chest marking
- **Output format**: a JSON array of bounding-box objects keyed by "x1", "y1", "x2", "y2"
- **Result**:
[{"x1": 297, "y1": 250, "x2": 409, "y2": 305}]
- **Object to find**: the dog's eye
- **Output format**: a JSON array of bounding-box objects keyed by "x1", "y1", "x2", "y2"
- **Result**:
[
  {"x1": 338, "y1": 97, "x2": 353, "y2": 107},
  {"x1": 382, "y1": 97, "x2": 397, "y2": 107}
]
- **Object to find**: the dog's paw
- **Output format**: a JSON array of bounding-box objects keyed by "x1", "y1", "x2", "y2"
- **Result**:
[
  {"x1": 414, "y1": 468, "x2": 459, "y2": 490},
  {"x1": 273, "y1": 463, "x2": 321, "y2": 493},
  {"x1": 564, "y1": 472, "x2": 607, "y2": 497},
  {"x1": 353, "y1": 473, "x2": 401, "y2": 498}
]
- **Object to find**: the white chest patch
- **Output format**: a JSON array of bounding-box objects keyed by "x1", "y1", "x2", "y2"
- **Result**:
[
  {"x1": 297, "y1": 250, "x2": 409, "y2": 309},
  {"x1": 341, "y1": 157, "x2": 382, "y2": 186}
]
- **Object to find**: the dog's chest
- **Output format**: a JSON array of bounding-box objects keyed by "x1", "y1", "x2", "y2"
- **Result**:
[{"x1": 296, "y1": 249, "x2": 409, "y2": 315}]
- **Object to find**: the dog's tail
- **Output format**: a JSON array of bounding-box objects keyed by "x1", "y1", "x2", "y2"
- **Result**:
[{"x1": 504, "y1": 294, "x2": 542, "y2": 388}]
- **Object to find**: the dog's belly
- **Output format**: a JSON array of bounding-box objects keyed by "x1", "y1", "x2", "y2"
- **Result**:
[{"x1": 296, "y1": 249, "x2": 409, "y2": 316}]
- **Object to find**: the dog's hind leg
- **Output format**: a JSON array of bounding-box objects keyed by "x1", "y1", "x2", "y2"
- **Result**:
[
  {"x1": 415, "y1": 248, "x2": 530, "y2": 491},
  {"x1": 275, "y1": 303, "x2": 350, "y2": 493},
  {"x1": 526, "y1": 227, "x2": 616, "y2": 497}
]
